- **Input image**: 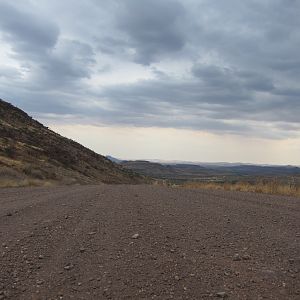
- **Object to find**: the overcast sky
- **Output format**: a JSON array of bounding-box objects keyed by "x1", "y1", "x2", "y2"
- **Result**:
[{"x1": 1, "y1": 0, "x2": 300, "y2": 164}]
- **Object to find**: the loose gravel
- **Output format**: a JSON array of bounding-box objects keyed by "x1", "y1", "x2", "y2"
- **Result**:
[{"x1": 0, "y1": 184, "x2": 299, "y2": 299}]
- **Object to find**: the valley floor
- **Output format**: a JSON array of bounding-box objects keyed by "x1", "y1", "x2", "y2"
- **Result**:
[{"x1": 0, "y1": 185, "x2": 299, "y2": 299}]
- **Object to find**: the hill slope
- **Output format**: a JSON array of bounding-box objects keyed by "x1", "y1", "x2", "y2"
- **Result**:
[{"x1": 0, "y1": 99, "x2": 143, "y2": 186}]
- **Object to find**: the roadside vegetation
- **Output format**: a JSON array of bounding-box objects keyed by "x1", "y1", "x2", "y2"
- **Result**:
[
  {"x1": 0, "y1": 178, "x2": 54, "y2": 188},
  {"x1": 182, "y1": 179, "x2": 300, "y2": 197},
  {"x1": 0, "y1": 165, "x2": 54, "y2": 188}
]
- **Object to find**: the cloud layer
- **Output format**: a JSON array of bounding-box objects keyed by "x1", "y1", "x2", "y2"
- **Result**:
[{"x1": 0, "y1": 0, "x2": 300, "y2": 139}]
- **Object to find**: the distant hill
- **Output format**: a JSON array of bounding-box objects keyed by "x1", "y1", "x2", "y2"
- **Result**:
[
  {"x1": 216, "y1": 164, "x2": 300, "y2": 176},
  {"x1": 0, "y1": 99, "x2": 144, "y2": 187},
  {"x1": 120, "y1": 159, "x2": 300, "y2": 183},
  {"x1": 106, "y1": 155, "x2": 123, "y2": 163},
  {"x1": 121, "y1": 160, "x2": 221, "y2": 181}
]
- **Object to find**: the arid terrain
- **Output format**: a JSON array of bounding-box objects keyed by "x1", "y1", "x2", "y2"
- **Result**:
[
  {"x1": 120, "y1": 160, "x2": 300, "y2": 182},
  {"x1": 0, "y1": 99, "x2": 144, "y2": 187},
  {"x1": 120, "y1": 160, "x2": 300, "y2": 197},
  {"x1": 0, "y1": 184, "x2": 299, "y2": 299}
]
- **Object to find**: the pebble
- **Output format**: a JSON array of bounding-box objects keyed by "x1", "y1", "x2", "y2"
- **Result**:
[
  {"x1": 233, "y1": 254, "x2": 241, "y2": 261},
  {"x1": 242, "y1": 254, "x2": 251, "y2": 261},
  {"x1": 216, "y1": 291, "x2": 228, "y2": 298},
  {"x1": 132, "y1": 233, "x2": 140, "y2": 239},
  {"x1": 64, "y1": 264, "x2": 74, "y2": 271},
  {"x1": 288, "y1": 259, "x2": 294, "y2": 264},
  {"x1": 79, "y1": 247, "x2": 86, "y2": 253}
]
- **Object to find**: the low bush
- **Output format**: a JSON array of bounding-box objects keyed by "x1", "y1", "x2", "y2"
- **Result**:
[
  {"x1": 0, "y1": 166, "x2": 23, "y2": 179},
  {"x1": 23, "y1": 165, "x2": 45, "y2": 179},
  {"x1": 4, "y1": 146, "x2": 16, "y2": 158}
]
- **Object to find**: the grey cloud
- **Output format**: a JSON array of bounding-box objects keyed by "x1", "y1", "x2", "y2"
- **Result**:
[
  {"x1": 192, "y1": 64, "x2": 274, "y2": 94},
  {"x1": 0, "y1": 2, "x2": 59, "y2": 53},
  {"x1": 94, "y1": 73, "x2": 297, "y2": 137},
  {"x1": 0, "y1": 2, "x2": 96, "y2": 91},
  {"x1": 115, "y1": 0, "x2": 187, "y2": 64},
  {"x1": 267, "y1": 60, "x2": 300, "y2": 72},
  {"x1": 0, "y1": 0, "x2": 300, "y2": 139},
  {"x1": 0, "y1": 66, "x2": 22, "y2": 79},
  {"x1": 97, "y1": 36, "x2": 129, "y2": 55},
  {"x1": 190, "y1": 1, "x2": 300, "y2": 81},
  {"x1": 240, "y1": 74, "x2": 275, "y2": 92},
  {"x1": 274, "y1": 88, "x2": 300, "y2": 97},
  {"x1": 31, "y1": 40, "x2": 96, "y2": 89}
]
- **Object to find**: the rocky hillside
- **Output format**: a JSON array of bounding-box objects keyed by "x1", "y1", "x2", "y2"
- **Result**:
[{"x1": 0, "y1": 99, "x2": 144, "y2": 187}]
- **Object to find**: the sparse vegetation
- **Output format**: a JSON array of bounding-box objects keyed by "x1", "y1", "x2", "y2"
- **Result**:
[
  {"x1": 0, "y1": 99, "x2": 145, "y2": 187},
  {"x1": 4, "y1": 145, "x2": 16, "y2": 158},
  {"x1": 0, "y1": 178, "x2": 54, "y2": 188},
  {"x1": 182, "y1": 179, "x2": 300, "y2": 197}
]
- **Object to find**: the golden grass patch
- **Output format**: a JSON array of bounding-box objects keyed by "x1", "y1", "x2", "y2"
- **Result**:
[
  {"x1": 0, "y1": 178, "x2": 54, "y2": 188},
  {"x1": 182, "y1": 181, "x2": 300, "y2": 197},
  {"x1": 0, "y1": 155, "x2": 23, "y2": 167}
]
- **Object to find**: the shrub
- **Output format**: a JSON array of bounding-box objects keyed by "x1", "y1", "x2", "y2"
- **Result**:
[
  {"x1": 4, "y1": 146, "x2": 16, "y2": 158},
  {"x1": 23, "y1": 165, "x2": 45, "y2": 180}
]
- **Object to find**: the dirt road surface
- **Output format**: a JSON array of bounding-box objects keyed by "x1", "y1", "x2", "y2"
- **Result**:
[{"x1": 0, "y1": 185, "x2": 299, "y2": 299}]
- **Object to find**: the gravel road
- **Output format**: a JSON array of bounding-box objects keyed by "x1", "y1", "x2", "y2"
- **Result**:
[{"x1": 0, "y1": 185, "x2": 299, "y2": 299}]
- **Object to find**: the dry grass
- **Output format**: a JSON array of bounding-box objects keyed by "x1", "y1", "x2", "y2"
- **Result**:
[
  {"x1": 0, "y1": 166, "x2": 55, "y2": 188},
  {"x1": 183, "y1": 180, "x2": 300, "y2": 197},
  {"x1": 0, "y1": 178, "x2": 54, "y2": 188}
]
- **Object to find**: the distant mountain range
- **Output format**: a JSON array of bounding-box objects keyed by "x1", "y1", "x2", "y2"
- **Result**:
[
  {"x1": 106, "y1": 155, "x2": 123, "y2": 164},
  {"x1": 0, "y1": 99, "x2": 144, "y2": 187},
  {"x1": 106, "y1": 156, "x2": 300, "y2": 183}
]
